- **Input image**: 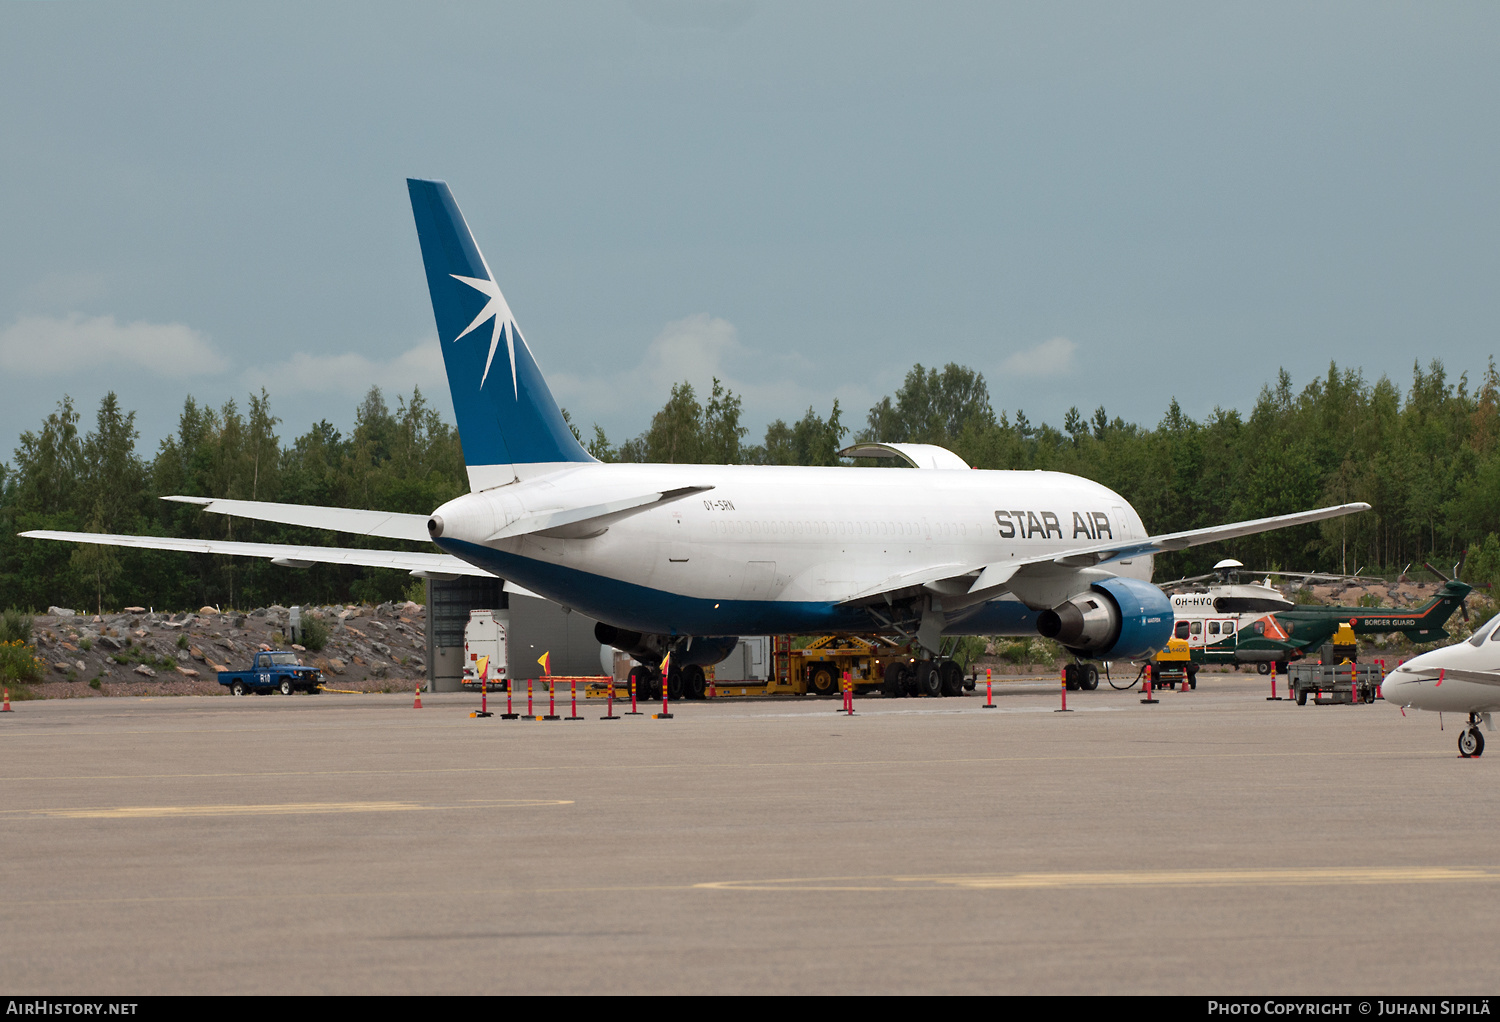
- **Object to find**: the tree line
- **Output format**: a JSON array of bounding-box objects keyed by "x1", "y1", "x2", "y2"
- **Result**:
[
  {"x1": 0, "y1": 388, "x2": 463, "y2": 612},
  {"x1": 3, "y1": 357, "x2": 1498, "y2": 612}
]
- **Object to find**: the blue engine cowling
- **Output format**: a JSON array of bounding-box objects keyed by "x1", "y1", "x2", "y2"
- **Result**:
[{"x1": 1037, "y1": 576, "x2": 1174, "y2": 661}]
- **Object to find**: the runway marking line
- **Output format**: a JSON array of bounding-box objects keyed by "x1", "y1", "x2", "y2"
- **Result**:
[
  {"x1": 7, "y1": 866, "x2": 1496, "y2": 910},
  {"x1": 11, "y1": 798, "x2": 571, "y2": 819},
  {"x1": 694, "y1": 866, "x2": 1500, "y2": 892}
]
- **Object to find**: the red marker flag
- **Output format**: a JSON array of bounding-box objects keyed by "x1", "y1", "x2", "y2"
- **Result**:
[{"x1": 537, "y1": 651, "x2": 552, "y2": 676}]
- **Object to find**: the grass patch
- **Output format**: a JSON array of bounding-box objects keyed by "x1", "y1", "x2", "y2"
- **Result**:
[
  {"x1": 0, "y1": 639, "x2": 45, "y2": 686},
  {"x1": 1, "y1": 608, "x2": 33, "y2": 644}
]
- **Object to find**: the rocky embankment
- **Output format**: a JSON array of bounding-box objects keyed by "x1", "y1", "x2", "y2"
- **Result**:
[{"x1": 26, "y1": 601, "x2": 427, "y2": 698}]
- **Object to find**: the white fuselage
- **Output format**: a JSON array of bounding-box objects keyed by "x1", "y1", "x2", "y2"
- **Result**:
[
  {"x1": 430, "y1": 462, "x2": 1152, "y2": 636},
  {"x1": 1382, "y1": 617, "x2": 1500, "y2": 715}
]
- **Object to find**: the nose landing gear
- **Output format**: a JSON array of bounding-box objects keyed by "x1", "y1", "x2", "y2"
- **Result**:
[{"x1": 1459, "y1": 714, "x2": 1486, "y2": 758}]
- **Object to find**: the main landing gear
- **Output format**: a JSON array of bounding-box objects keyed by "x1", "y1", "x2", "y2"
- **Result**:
[
  {"x1": 626, "y1": 662, "x2": 709, "y2": 702},
  {"x1": 1062, "y1": 662, "x2": 1100, "y2": 691},
  {"x1": 880, "y1": 658, "x2": 968, "y2": 697},
  {"x1": 1459, "y1": 714, "x2": 1486, "y2": 758}
]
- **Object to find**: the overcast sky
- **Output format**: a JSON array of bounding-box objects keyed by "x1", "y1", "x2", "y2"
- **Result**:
[{"x1": 3, "y1": 1, "x2": 1497, "y2": 462}]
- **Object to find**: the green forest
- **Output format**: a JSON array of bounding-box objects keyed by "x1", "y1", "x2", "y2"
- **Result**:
[{"x1": 3, "y1": 358, "x2": 1500, "y2": 614}]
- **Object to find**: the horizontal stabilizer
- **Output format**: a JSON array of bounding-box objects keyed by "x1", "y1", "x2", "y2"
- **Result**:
[
  {"x1": 18, "y1": 530, "x2": 491, "y2": 579},
  {"x1": 486, "y1": 485, "x2": 714, "y2": 541},
  {"x1": 164, "y1": 496, "x2": 432, "y2": 542}
]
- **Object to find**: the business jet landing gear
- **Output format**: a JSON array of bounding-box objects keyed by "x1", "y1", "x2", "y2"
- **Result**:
[{"x1": 1459, "y1": 715, "x2": 1485, "y2": 758}]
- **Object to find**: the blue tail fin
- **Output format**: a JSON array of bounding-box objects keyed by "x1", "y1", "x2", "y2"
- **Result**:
[{"x1": 407, "y1": 179, "x2": 593, "y2": 488}]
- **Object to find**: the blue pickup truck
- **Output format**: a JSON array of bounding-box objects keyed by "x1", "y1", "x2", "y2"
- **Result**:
[{"x1": 219, "y1": 651, "x2": 323, "y2": 696}]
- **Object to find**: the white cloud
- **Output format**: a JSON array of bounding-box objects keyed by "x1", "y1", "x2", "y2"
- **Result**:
[
  {"x1": 640, "y1": 312, "x2": 744, "y2": 384},
  {"x1": 998, "y1": 336, "x2": 1077, "y2": 379},
  {"x1": 548, "y1": 312, "x2": 852, "y2": 436},
  {"x1": 242, "y1": 335, "x2": 450, "y2": 404},
  {"x1": 0, "y1": 312, "x2": 229, "y2": 378}
]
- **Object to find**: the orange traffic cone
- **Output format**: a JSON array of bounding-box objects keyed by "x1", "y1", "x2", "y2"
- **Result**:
[
  {"x1": 413, "y1": 685, "x2": 423, "y2": 709},
  {"x1": 1, "y1": 688, "x2": 11, "y2": 712}
]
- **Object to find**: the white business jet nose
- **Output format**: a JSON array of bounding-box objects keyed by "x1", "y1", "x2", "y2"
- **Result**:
[{"x1": 1381, "y1": 666, "x2": 1414, "y2": 705}]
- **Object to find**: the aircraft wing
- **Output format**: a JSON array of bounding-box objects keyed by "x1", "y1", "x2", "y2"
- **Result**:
[
  {"x1": 1399, "y1": 667, "x2": 1500, "y2": 688},
  {"x1": 163, "y1": 496, "x2": 432, "y2": 542},
  {"x1": 841, "y1": 502, "x2": 1372, "y2": 609},
  {"x1": 165, "y1": 486, "x2": 713, "y2": 544},
  {"x1": 1041, "y1": 501, "x2": 1372, "y2": 566},
  {"x1": 17, "y1": 530, "x2": 492, "y2": 580}
]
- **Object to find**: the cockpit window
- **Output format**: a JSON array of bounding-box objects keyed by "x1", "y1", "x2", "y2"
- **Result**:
[{"x1": 1469, "y1": 617, "x2": 1500, "y2": 646}]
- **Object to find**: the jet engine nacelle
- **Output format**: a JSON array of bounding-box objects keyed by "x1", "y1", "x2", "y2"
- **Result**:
[
  {"x1": 593, "y1": 623, "x2": 739, "y2": 668},
  {"x1": 1036, "y1": 576, "x2": 1174, "y2": 661}
]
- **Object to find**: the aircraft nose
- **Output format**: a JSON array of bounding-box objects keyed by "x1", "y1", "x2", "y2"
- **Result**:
[{"x1": 1382, "y1": 665, "x2": 1417, "y2": 706}]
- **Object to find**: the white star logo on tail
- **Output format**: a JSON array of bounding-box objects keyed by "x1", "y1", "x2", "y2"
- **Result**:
[{"x1": 450, "y1": 269, "x2": 521, "y2": 397}]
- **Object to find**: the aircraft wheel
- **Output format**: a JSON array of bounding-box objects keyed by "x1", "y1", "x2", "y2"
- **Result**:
[
  {"x1": 1257, "y1": 662, "x2": 1271, "y2": 676},
  {"x1": 939, "y1": 660, "x2": 964, "y2": 696},
  {"x1": 809, "y1": 662, "x2": 839, "y2": 696},
  {"x1": 1459, "y1": 728, "x2": 1485, "y2": 758},
  {"x1": 230, "y1": 680, "x2": 246, "y2": 696},
  {"x1": 279, "y1": 678, "x2": 293, "y2": 695},
  {"x1": 683, "y1": 664, "x2": 706, "y2": 700},
  {"x1": 882, "y1": 662, "x2": 904, "y2": 697},
  {"x1": 1083, "y1": 664, "x2": 1099, "y2": 691},
  {"x1": 628, "y1": 665, "x2": 655, "y2": 701},
  {"x1": 917, "y1": 661, "x2": 942, "y2": 697},
  {"x1": 666, "y1": 667, "x2": 684, "y2": 701}
]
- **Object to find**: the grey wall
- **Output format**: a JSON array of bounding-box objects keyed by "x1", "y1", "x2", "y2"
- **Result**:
[{"x1": 506, "y1": 594, "x2": 604, "y2": 680}]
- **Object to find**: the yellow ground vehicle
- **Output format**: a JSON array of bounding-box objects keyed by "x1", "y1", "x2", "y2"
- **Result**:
[
  {"x1": 1149, "y1": 637, "x2": 1198, "y2": 690},
  {"x1": 1328, "y1": 622, "x2": 1359, "y2": 662},
  {"x1": 771, "y1": 635, "x2": 974, "y2": 697}
]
